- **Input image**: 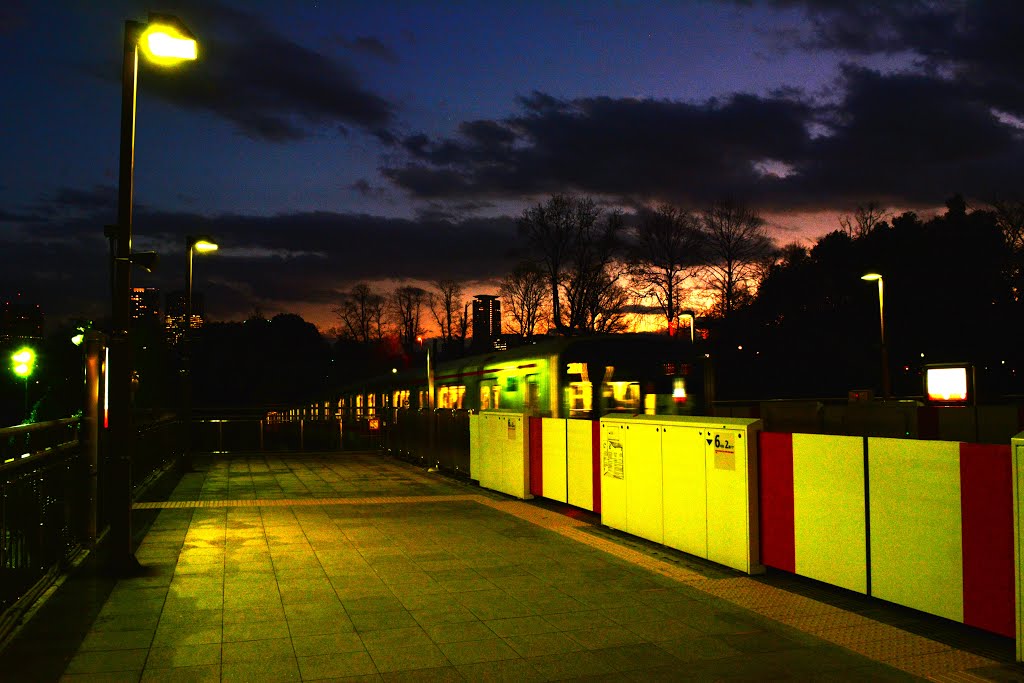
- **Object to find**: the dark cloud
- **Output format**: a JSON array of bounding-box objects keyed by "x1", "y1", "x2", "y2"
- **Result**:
[
  {"x1": 383, "y1": 91, "x2": 814, "y2": 206},
  {"x1": 0, "y1": 196, "x2": 518, "y2": 327},
  {"x1": 338, "y1": 36, "x2": 399, "y2": 64},
  {"x1": 114, "y1": 1, "x2": 396, "y2": 143}
]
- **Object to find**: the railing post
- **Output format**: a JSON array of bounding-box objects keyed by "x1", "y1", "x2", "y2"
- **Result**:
[
  {"x1": 300, "y1": 418, "x2": 305, "y2": 451},
  {"x1": 259, "y1": 419, "x2": 265, "y2": 451}
]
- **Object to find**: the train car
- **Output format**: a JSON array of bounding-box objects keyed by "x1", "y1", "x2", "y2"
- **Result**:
[{"x1": 332, "y1": 334, "x2": 709, "y2": 423}]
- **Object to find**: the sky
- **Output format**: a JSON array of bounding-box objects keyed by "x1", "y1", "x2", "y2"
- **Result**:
[{"x1": 1, "y1": 0, "x2": 1022, "y2": 333}]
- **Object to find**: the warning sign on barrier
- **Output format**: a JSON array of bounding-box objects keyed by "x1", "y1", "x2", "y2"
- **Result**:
[{"x1": 368, "y1": 417, "x2": 380, "y2": 432}]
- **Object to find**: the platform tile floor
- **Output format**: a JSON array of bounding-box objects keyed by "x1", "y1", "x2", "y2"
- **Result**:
[{"x1": 2, "y1": 452, "x2": 1021, "y2": 682}]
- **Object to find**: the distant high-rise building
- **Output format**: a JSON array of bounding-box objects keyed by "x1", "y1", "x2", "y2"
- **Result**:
[
  {"x1": 165, "y1": 290, "x2": 204, "y2": 344},
  {"x1": 130, "y1": 287, "x2": 161, "y2": 327},
  {"x1": 472, "y1": 295, "x2": 501, "y2": 350},
  {"x1": 1, "y1": 297, "x2": 44, "y2": 341}
]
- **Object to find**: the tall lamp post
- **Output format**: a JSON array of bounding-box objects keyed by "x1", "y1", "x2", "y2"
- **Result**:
[
  {"x1": 183, "y1": 235, "x2": 218, "y2": 451},
  {"x1": 861, "y1": 273, "x2": 891, "y2": 399},
  {"x1": 110, "y1": 15, "x2": 197, "y2": 571},
  {"x1": 678, "y1": 310, "x2": 697, "y2": 344}
]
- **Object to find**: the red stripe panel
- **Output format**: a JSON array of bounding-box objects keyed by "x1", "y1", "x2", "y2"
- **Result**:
[
  {"x1": 959, "y1": 443, "x2": 1014, "y2": 638},
  {"x1": 591, "y1": 420, "x2": 601, "y2": 514},
  {"x1": 528, "y1": 417, "x2": 543, "y2": 497},
  {"x1": 758, "y1": 432, "x2": 796, "y2": 573}
]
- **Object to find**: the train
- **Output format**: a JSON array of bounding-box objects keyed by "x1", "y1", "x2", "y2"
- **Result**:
[{"x1": 325, "y1": 334, "x2": 711, "y2": 424}]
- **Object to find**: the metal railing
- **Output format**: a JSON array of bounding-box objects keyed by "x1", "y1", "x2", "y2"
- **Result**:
[
  {"x1": 190, "y1": 417, "x2": 344, "y2": 453},
  {"x1": 385, "y1": 409, "x2": 470, "y2": 476},
  {"x1": 0, "y1": 419, "x2": 87, "y2": 614}
]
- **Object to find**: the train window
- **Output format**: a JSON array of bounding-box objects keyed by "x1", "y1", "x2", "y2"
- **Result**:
[
  {"x1": 480, "y1": 385, "x2": 491, "y2": 410},
  {"x1": 367, "y1": 393, "x2": 376, "y2": 416},
  {"x1": 393, "y1": 390, "x2": 410, "y2": 409},
  {"x1": 438, "y1": 385, "x2": 466, "y2": 409},
  {"x1": 567, "y1": 381, "x2": 593, "y2": 417},
  {"x1": 356, "y1": 394, "x2": 365, "y2": 417},
  {"x1": 605, "y1": 381, "x2": 640, "y2": 413},
  {"x1": 525, "y1": 375, "x2": 539, "y2": 416},
  {"x1": 492, "y1": 385, "x2": 501, "y2": 409},
  {"x1": 418, "y1": 389, "x2": 428, "y2": 408}
]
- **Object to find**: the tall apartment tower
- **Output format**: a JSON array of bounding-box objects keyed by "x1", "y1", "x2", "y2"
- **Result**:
[
  {"x1": 130, "y1": 287, "x2": 161, "y2": 327},
  {"x1": 471, "y1": 295, "x2": 501, "y2": 350}
]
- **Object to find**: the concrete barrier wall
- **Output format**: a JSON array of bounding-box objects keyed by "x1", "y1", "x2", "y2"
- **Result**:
[{"x1": 760, "y1": 431, "x2": 1014, "y2": 638}]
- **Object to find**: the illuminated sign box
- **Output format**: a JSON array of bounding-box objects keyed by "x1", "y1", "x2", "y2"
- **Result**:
[{"x1": 923, "y1": 363, "x2": 974, "y2": 405}]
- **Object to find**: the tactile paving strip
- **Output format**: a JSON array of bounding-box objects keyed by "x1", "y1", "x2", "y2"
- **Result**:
[{"x1": 134, "y1": 491, "x2": 1003, "y2": 679}]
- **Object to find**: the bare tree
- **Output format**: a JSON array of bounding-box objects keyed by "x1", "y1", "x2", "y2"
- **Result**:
[
  {"x1": 580, "y1": 270, "x2": 630, "y2": 333},
  {"x1": 991, "y1": 198, "x2": 1024, "y2": 302},
  {"x1": 627, "y1": 205, "x2": 705, "y2": 332},
  {"x1": 519, "y1": 195, "x2": 601, "y2": 333},
  {"x1": 839, "y1": 202, "x2": 890, "y2": 238},
  {"x1": 333, "y1": 283, "x2": 387, "y2": 343},
  {"x1": 562, "y1": 209, "x2": 627, "y2": 332},
  {"x1": 428, "y1": 279, "x2": 464, "y2": 342},
  {"x1": 500, "y1": 264, "x2": 547, "y2": 337},
  {"x1": 701, "y1": 201, "x2": 774, "y2": 318},
  {"x1": 390, "y1": 285, "x2": 426, "y2": 352}
]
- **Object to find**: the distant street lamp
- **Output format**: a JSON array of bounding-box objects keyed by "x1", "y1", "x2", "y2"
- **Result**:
[
  {"x1": 187, "y1": 235, "x2": 218, "y2": 337},
  {"x1": 109, "y1": 14, "x2": 197, "y2": 571},
  {"x1": 678, "y1": 310, "x2": 696, "y2": 344},
  {"x1": 183, "y1": 235, "x2": 218, "y2": 451},
  {"x1": 861, "y1": 273, "x2": 891, "y2": 399}
]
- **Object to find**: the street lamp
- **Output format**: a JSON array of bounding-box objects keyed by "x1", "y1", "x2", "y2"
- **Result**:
[
  {"x1": 187, "y1": 235, "x2": 218, "y2": 337},
  {"x1": 678, "y1": 310, "x2": 697, "y2": 344},
  {"x1": 109, "y1": 13, "x2": 197, "y2": 572},
  {"x1": 183, "y1": 235, "x2": 218, "y2": 453},
  {"x1": 861, "y1": 273, "x2": 890, "y2": 399}
]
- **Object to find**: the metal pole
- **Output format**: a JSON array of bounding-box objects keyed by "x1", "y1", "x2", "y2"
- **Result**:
[
  {"x1": 108, "y1": 19, "x2": 142, "y2": 573},
  {"x1": 877, "y1": 278, "x2": 891, "y2": 399},
  {"x1": 184, "y1": 241, "x2": 193, "y2": 458},
  {"x1": 84, "y1": 332, "x2": 105, "y2": 544}
]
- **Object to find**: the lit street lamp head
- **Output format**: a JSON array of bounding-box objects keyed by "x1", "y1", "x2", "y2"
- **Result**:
[
  {"x1": 861, "y1": 273, "x2": 883, "y2": 281},
  {"x1": 188, "y1": 235, "x2": 219, "y2": 253},
  {"x1": 139, "y1": 16, "x2": 198, "y2": 66}
]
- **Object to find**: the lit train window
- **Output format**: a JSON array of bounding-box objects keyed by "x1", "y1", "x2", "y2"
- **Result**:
[
  {"x1": 605, "y1": 381, "x2": 640, "y2": 412},
  {"x1": 393, "y1": 390, "x2": 410, "y2": 408},
  {"x1": 480, "y1": 386, "x2": 490, "y2": 410},
  {"x1": 492, "y1": 385, "x2": 501, "y2": 409},
  {"x1": 438, "y1": 385, "x2": 466, "y2": 409},
  {"x1": 568, "y1": 381, "x2": 593, "y2": 416}
]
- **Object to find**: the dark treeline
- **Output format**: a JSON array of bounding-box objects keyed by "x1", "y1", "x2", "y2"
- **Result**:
[{"x1": 712, "y1": 196, "x2": 1024, "y2": 400}]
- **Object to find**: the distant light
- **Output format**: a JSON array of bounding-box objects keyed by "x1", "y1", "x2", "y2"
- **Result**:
[
  {"x1": 71, "y1": 333, "x2": 85, "y2": 346},
  {"x1": 920, "y1": 352, "x2": 925, "y2": 358},
  {"x1": 392, "y1": 368, "x2": 398, "y2": 374},
  {"x1": 861, "y1": 273, "x2": 882, "y2": 281},
  {"x1": 737, "y1": 345, "x2": 743, "y2": 351}
]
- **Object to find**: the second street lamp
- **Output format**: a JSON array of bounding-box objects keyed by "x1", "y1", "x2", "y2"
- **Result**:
[
  {"x1": 183, "y1": 235, "x2": 218, "y2": 455},
  {"x1": 109, "y1": 13, "x2": 197, "y2": 572},
  {"x1": 861, "y1": 272, "x2": 891, "y2": 399}
]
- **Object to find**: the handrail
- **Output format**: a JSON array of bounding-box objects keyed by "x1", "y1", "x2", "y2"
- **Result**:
[{"x1": 0, "y1": 416, "x2": 80, "y2": 437}]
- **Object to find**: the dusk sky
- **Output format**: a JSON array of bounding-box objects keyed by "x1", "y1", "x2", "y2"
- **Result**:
[{"x1": 2, "y1": 1, "x2": 1021, "y2": 332}]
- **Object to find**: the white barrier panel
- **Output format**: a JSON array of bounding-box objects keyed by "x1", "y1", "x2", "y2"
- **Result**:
[
  {"x1": 541, "y1": 417, "x2": 568, "y2": 503},
  {"x1": 566, "y1": 419, "x2": 595, "y2": 511},
  {"x1": 869, "y1": 437, "x2": 963, "y2": 622},
  {"x1": 473, "y1": 411, "x2": 531, "y2": 499},
  {"x1": 1013, "y1": 431, "x2": 1024, "y2": 663},
  {"x1": 600, "y1": 415, "x2": 763, "y2": 574},
  {"x1": 793, "y1": 433, "x2": 867, "y2": 594},
  {"x1": 469, "y1": 413, "x2": 480, "y2": 481}
]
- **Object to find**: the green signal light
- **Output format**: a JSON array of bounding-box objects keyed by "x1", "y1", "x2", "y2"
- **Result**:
[{"x1": 11, "y1": 347, "x2": 35, "y2": 378}]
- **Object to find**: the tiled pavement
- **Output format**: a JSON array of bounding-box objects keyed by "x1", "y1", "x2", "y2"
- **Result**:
[{"x1": 1, "y1": 452, "x2": 1020, "y2": 682}]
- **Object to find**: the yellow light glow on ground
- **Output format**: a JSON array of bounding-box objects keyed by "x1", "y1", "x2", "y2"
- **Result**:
[{"x1": 926, "y1": 367, "x2": 968, "y2": 402}]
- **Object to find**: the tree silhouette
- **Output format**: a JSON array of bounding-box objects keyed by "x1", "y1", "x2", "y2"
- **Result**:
[
  {"x1": 499, "y1": 264, "x2": 547, "y2": 336},
  {"x1": 701, "y1": 201, "x2": 774, "y2": 318},
  {"x1": 627, "y1": 205, "x2": 706, "y2": 332}
]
